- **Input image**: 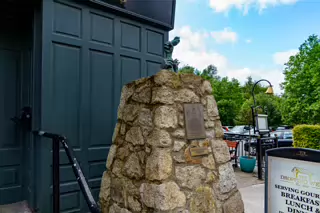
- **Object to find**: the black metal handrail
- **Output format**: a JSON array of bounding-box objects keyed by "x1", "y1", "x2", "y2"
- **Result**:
[
  {"x1": 34, "y1": 131, "x2": 100, "y2": 213},
  {"x1": 224, "y1": 132, "x2": 259, "y2": 138},
  {"x1": 224, "y1": 132, "x2": 278, "y2": 180}
]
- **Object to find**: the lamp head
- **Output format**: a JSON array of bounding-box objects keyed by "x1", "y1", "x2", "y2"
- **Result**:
[{"x1": 265, "y1": 86, "x2": 274, "y2": 95}]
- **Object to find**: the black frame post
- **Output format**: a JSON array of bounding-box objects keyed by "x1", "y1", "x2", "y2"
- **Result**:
[
  {"x1": 257, "y1": 136, "x2": 263, "y2": 180},
  {"x1": 52, "y1": 137, "x2": 60, "y2": 213},
  {"x1": 251, "y1": 79, "x2": 273, "y2": 181},
  {"x1": 34, "y1": 130, "x2": 100, "y2": 213}
]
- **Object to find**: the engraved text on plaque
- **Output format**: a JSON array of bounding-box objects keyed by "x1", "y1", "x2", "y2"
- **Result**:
[{"x1": 184, "y1": 104, "x2": 206, "y2": 140}]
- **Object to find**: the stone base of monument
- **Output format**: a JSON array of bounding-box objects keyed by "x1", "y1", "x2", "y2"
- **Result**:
[{"x1": 99, "y1": 70, "x2": 244, "y2": 213}]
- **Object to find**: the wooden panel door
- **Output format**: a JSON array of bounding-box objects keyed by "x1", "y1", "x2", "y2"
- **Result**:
[
  {"x1": 38, "y1": 0, "x2": 168, "y2": 212},
  {"x1": 0, "y1": 47, "x2": 25, "y2": 205}
]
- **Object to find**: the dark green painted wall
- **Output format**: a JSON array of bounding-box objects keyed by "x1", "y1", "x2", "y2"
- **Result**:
[{"x1": 37, "y1": 0, "x2": 168, "y2": 212}]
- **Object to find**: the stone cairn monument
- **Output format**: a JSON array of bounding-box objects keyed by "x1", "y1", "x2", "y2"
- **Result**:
[{"x1": 99, "y1": 70, "x2": 244, "y2": 213}]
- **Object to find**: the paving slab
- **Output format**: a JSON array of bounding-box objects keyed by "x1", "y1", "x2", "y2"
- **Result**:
[
  {"x1": 235, "y1": 167, "x2": 264, "y2": 188},
  {"x1": 234, "y1": 167, "x2": 265, "y2": 213},
  {"x1": 239, "y1": 184, "x2": 265, "y2": 213}
]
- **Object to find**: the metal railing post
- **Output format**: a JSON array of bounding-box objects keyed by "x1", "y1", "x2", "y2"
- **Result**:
[
  {"x1": 34, "y1": 130, "x2": 100, "y2": 213},
  {"x1": 257, "y1": 136, "x2": 263, "y2": 180},
  {"x1": 52, "y1": 137, "x2": 60, "y2": 213},
  {"x1": 275, "y1": 136, "x2": 279, "y2": 148}
]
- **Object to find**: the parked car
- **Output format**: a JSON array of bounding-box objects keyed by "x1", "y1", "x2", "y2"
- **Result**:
[
  {"x1": 230, "y1": 125, "x2": 252, "y2": 134},
  {"x1": 222, "y1": 126, "x2": 234, "y2": 132},
  {"x1": 276, "y1": 125, "x2": 293, "y2": 131},
  {"x1": 222, "y1": 126, "x2": 229, "y2": 131},
  {"x1": 270, "y1": 130, "x2": 293, "y2": 147},
  {"x1": 244, "y1": 129, "x2": 293, "y2": 154}
]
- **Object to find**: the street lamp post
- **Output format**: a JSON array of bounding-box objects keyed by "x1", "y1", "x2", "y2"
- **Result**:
[
  {"x1": 251, "y1": 79, "x2": 273, "y2": 180},
  {"x1": 251, "y1": 79, "x2": 274, "y2": 133}
]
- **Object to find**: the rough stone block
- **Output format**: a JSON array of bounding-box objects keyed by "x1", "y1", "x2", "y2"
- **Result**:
[
  {"x1": 201, "y1": 80, "x2": 213, "y2": 94},
  {"x1": 154, "y1": 69, "x2": 181, "y2": 88},
  {"x1": 147, "y1": 128, "x2": 172, "y2": 147},
  {"x1": 154, "y1": 106, "x2": 178, "y2": 128},
  {"x1": 190, "y1": 186, "x2": 216, "y2": 213},
  {"x1": 123, "y1": 153, "x2": 143, "y2": 179},
  {"x1": 223, "y1": 192, "x2": 245, "y2": 213},
  {"x1": 100, "y1": 70, "x2": 243, "y2": 212},
  {"x1": 125, "y1": 126, "x2": 144, "y2": 145},
  {"x1": 174, "y1": 88, "x2": 200, "y2": 103},
  {"x1": 175, "y1": 166, "x2": 206, "y2": 189},
  {"x1": 206, "y1": 95, "x2": 219, "y2": 117},
  {"x1": 211, "y1": 139, "x2": 231, "y2": 164},
  {"x1": 218, "y1": 163, "x2": 237, "y2": 194},
  {"x1": 152, "y1": 87, "x2": 174, "y2": 104},
  {"x1": 106, "y1": 145, "x2": 117, "y2": 170},
  {"x1": 140, "y1": 182, "x2": 186, "y2": 211},
  {"x1": 146, "y1": 149, "x2": 172, "y2": 180}
]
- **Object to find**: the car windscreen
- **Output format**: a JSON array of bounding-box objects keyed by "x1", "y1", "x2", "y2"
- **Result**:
[
  {"x1": 283, "y1": 131, "x2": 293, "y2": 139},
  {"x1": 230, "y1": 126, "x2": 244, "y2": 133},
  {"x1": 271, "y1": 131, "x2": 284, "y2": 139}
]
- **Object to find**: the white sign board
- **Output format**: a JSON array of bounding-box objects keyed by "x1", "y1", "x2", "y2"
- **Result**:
[
  {"x1": 268, "y1": 156, "x2": 320, "y2": 213},
  {"x1": 257, "y1": 114, "x2": 268, "y2": 131}
]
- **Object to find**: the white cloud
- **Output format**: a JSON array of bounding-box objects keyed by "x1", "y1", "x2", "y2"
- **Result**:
[
  {"x1": 273, "y1": 49, "x2": 298, "y2": 66},
  {"x1": 209, "y1": 0, "x2": 299, "y2": 15},
  {"x1": 227, "y1": 68, "x2": 284, "y2": 94},
  {"x1": 170, "y1": 26, "x2": 284, "y2": 94},
  {"x1": 170, "y1": 26, "x2": 228, "y2": 71},
  {"x1": 211, "y1": 28, "x2": 238, "y2": 44},
  {"x1": 245, "y1": 39, "x2": 252, "y2": 43}
]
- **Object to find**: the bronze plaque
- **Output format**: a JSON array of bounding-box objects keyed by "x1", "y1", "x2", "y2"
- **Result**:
[
  {"x1": 190, "y1": 147, "x2": 209, "y2": 157},
  {"x1": 184, "y1": 104, "x2": 206, "y2": 140}
]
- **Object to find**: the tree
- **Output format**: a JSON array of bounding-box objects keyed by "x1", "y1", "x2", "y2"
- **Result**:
[
  {"x1": 201, "y1": 65, "x2": 218, "y2": 79},
  {"x1": 242, "y1": 76, "x2": 268, "y2": 99},
  {"x1": 175, "y1": 63, "x2": 284, "y2": 126},
  {"x1": 178, "y1": 65, "x2": 196, "y2": 74},
  {"x1": 217, "y1": 100, "x2": 239, "y2": 126},
  {"x1": 178, "y1": 64, "x2": 217, "y2": 79},
  {"x1": 281, "y1": 35, "x2": 320, "y2": 125},
  {"x1": 236, "y1": 94, "x2": 282, "y2": 127},
  {"x1": 212, "y1": 77, "x2": 244, "y2": 126}
]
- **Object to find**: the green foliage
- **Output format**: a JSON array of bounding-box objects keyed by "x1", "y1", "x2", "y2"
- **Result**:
[
  {"x1": 177, "y1": 34, "x2": 320, "y2": 127},
  {"x1": 177, "y1": 65, "x2": 283, "y2": 126},
  {"x1": 201, "y1": 65, "x2": 218, "y2": 79},
  {"x1": 281, "y1": 35, "x2": 320, "y2": 125},
  {"x1": 293, "y1": 125, "x2": 320, "y2": 150},
  {"x1": 241, "y1": 76, "x2": 268, "y2": 99},
  {"x1": 236, "y1": 94, "x2": 282, "y2": 127},
  {"x1": 216, "y1": 100, "x2": 238, "y2": 126},
  {"x1": 178, "y1": 64, "x2": 216, "y2": 79},
  {"x1": 211, "y1": 77, "x2": 244, "y2": 126},
  {"x1": 178, "y1": 65, "x2": 197, "y2": 74}
]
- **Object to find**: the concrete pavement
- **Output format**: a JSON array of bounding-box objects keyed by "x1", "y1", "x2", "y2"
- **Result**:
[
  {"x1": 239, "y1": 184, "x2": 265, "y2": 213},
  {"x1": 234, "y1": 167, "x2": 265, "y2": 213}
]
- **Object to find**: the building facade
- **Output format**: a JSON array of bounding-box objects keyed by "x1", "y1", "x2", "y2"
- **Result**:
[{"x1": 0, "y1": 0, "x2": 175, "y2": 212}]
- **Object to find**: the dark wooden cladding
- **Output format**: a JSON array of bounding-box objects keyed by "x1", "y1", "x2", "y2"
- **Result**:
[
  {"x1": 90, "y1": 0, "x2": 176, "y2": 29},
  {"x1": 39, "y1": 0, "x2": 168, "y2": 211}
]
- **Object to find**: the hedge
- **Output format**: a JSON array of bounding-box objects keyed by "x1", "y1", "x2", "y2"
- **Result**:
[{"x1": 293, "y1": 125, "x2": 320, "y2": 150}]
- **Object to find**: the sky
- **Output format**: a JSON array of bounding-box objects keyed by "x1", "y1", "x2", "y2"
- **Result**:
[{"x1": 169, "y1": 0, "x2": 320, "y2": 94}]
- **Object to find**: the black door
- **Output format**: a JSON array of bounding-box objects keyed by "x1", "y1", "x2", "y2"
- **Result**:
[{"x1": 0, "y1": 1, "x2": 33, "y2": 205}]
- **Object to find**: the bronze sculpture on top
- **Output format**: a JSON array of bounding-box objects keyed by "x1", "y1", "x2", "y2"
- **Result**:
[{"x1": 161, "y1": 36, "x2": 180, "y2": 72}]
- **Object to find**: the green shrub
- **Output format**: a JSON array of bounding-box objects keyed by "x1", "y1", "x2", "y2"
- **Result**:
[{"x1": 293, "y1": 125, "x2": 320, "y2": 149}]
